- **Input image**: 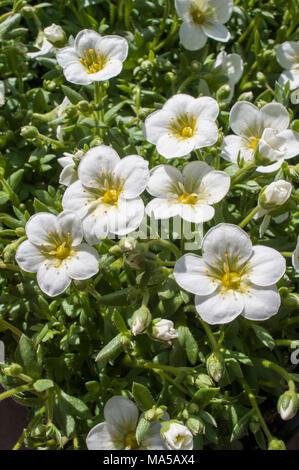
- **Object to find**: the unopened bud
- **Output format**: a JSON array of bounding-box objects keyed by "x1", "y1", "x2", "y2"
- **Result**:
[
  {"x1": 206, "y1": 353, "x2": 225, "y2": 382},
  {"x1": 279, "y1": 288, "x2": 299, "y2": 309},
  {"x1": 278, "y1": 391, "x2": 299, "y2": 421},
  {"x1": 195, "y1": 373, "x2": 215, "y2": 388},
  {"x1": 259, "y1": 180, "x2": 292, "y2": 210},
  {"x1": 3, "y1": 363, "x2": 23, "y2": 376},
  {"x1": 186, "y1": 416, "x2": 205, "y2": 435},
  {"x1": 20, "y1": 125, "x2": 39, "y2": 139},
  {"x1": 216, "y1": 84, "x2": 231, "y2": 101},
  {"x1": 44, "y1": 24, "x2": 66, "y2": 47},
  {"x1": 268, "y1": 438, "x2": 286, "y2": 450},
  {"x1": 131, "y1": 305, "x2": 152, "y2": 336},
  {"x1": 151, "y1": 318, "x2": 178, "y2": 342}
]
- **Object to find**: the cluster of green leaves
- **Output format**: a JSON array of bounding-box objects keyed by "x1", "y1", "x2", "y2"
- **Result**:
[{"x1": 0, "y1": 0, "x2": 298, "y2": 450}]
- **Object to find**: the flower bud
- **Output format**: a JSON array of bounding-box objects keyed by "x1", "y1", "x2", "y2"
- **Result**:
[
  {"x1": 161, "y1": 421, "x2": 193, "y2": 450},
  {"x1": 131, "y1": 305, "x2": 152, "y2": 336},
  {"x1": 195, "y1": 373, "x2": 215, "y2": 388},
  {"x1": 44, "y1": 24, "x2": 66, "y2": 47},
  {"x1": 279, "y1": 288, "x2": 299, "y2": 309},
  {"x1": 3, "y1": 363, "x2": 23, "y2": 376},
  {"x1": 20, "y1": 125, "x2": 39, "y2": 139},
  {"x1": 216, "y1": 84, "x2": 231, "y2": 101},
  {"x1": 119, "y1": 237, "x2": 138, "y2": 253},
  {"x1": 238, "y1": 91, "x2": 254, "y2": 101},
  {"x1": 268, "y1": 438, "x2": 286, "y2": 450},
  {"x1": 77, "y1": 100, "x2": 92, "y2": 113},
  {"x1": 259, "y1": 180, "x2": 292, "y2": 210},
  {"x1": 186, "y1": 416, "x2": 205, "y2": 435},
  {"x1": 15, "y1": 227, "x2": 25, "y2": 236},
  {"x1": 151, "y1": 318, "x2": 178, "y2": 342},
  {"x1": 144, "y1": 406, "x2": 166, "y2": 422},
  {"x1": 21, "y1": 6, "x2": 35, "y2": 19},
  {"x1": 277, "y1": 391, "x2": 299, "y2": 421},
  {"x1": 206, "y1": 353, "x2": 225, "y2": 382}
]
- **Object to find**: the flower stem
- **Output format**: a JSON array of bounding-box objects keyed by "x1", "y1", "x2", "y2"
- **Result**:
[
  {"x1": 240, "y1": 377, "x2": 273, "y2": 443},
  {"x1": 13, "y1": 406, "x2": 46, "y2": 451},
  {"x1": 0, "y1": 317, "x2": 23, "y2": 338},
  {"x1": 239, "y1": 206, "x2": 259, "y2": 228},
  {"x1": 231, "y1": 161, "x2": 256, "y2": 185},
  {"x1": 253, "y1": 358, "x2": 296, "y2": 393},
  {"x1": 280, "y1": 252, "x2": 292, "y2": 257},
  {"x1": 0, "y1": 384, "x2": 33, "y2": 402},
  {"x1": 198, "y1": 318, "x2": 224, "y2": 363},
  {"x1": 146, "y1": 239, "x2": 181, "y2": 259}
]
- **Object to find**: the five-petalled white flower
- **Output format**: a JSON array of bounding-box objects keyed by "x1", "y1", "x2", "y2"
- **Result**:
[
  {"x1": 56, "y1": 29, "x2": 128, "y2": 85},
  {"x1": 221, "y1": 101, "x2": 299, "y2": 173},
  {"x1": 15, "y1": 211, "x2": 99, "y2": 297},
  {"x1": 146, "y1": 161, "x2": 230, "y2": 222},
  {"x1": 175, "y1": 0, "x2": 233, "y2": 51},
  {"x1": 174, "y1": 223, "x2": 286, "y2": 324},
  {"x1": 62, "y1": 145, "x2": 149, "y2": 243},
  {"x1": 144, "y1": 94, "x2": 219, "y2": 159},
  {"x1": 161, "y1": 421, "x2": 193, "y2": 450},
  {"x1": 86, "y1": 396, "x2": 168, "y2": 450}
]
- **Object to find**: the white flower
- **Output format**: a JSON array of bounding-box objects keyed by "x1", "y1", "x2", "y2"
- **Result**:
[
  {"x1": 0, "y1": 81, "x2": 5, "y2": 107},
  {"x1": 144, "y1": 94, "x2": 219, "y2": 159},
  {"x1": 259, "y1": 180, "x2": 292, "y2": 210},
  {"x1": 221, "y1": 101, "x2": 299, "y2": 173},
  {"x1": 56, "y1": 29, "x2": 128, "y2": 85},
  {"x1": 162, "y1": 422, "x2": 193, "y2": 450},
  {"x1": 292, "y1": 235, "x2": 299, "y2": 272},
  {"x1": 151, "y1": 319, "x2": 179, "y2": 342},
  {"x1": 146, "y1": 161, "x2": 230, "y2": 223},
  {"x1": 62, "y1": 145, "x2": 149, "y2": 243},
  {"x1": 213, "y1": 51, "x2": 243, "y2": 103},
  {"x1": 174, "y1": 223, "x2": 286, "y2": 324},
  {"x1": 56, "y1": 96, "x2": 71, "y2": 141},
  {"x1": 86, "y1": 396, "x2": 168, "y2": 450},
  {"x1": 175, "y1": 0, "x2": 233, "y2": 51},
  {"x1": 27, "y1": 32, "x2": 54, "y2": 58},
  {"x1": 58, "y1": 150, "x2": 84, "y2": 186},
  {"x1": 15, "y1": 211, "x2": 99, "y2": 297},
  {"x1": 276, "y1": 41, "x2": 299, "y2": 91},
  {"x1": 44, "y1": 24, "x2": 65, "y2": 46}
]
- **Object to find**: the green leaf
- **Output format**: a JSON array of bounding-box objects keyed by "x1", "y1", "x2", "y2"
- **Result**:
[
  {"x1": 8, "y1": 169, "x2": 24, "y2": 190},
  {"x1": 61, "y1": 85, "x2": 84, "y2": 104},
  {"x1": 59, "y1": 390, "x2": 91, "y2": 419},
  {"x1": 178, "y1": 326, "x2": 198, "y2": 365},
  {"x1": 132, "y1": 382, "x2": 155, "y2": 411},
  {"x1": 15, "y1": 334, "x2": 42, "y2": 380},
  {"x1": 0, "y1": 191, "x2": 9, "y2": 205},
  {"x1": 95, "y1": 333, "x2": 127, "y2": 366},
  {"x1": 136, "y1": 416, "x2": 151, "y2": 445},
  {"x1": 251, "y1": 324, "x2": 275, "y2": 350},
  {"x1": 192, "y1": 388, "x2": 220, "y2": 408},
  {"x1": 198, "y1": 410, "x2": 217, "y2": 428},
  {"x1": 33, "y1": 379, "x2": 54, "y2": 392},
  {"x1": 230, "y1": 410, "x2": 252, "y2": 441},
  {"x1": 112, "y1": 310, "x2": 128, "y2": 334}
]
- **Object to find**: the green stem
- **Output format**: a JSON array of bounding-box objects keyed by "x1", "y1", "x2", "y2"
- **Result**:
[
  {"x1": 231, "y1": 161, "x2": 256, "y2": 185},
  {"x1": 240, "y1": 377, "x2": 273, "y2": 443},
  {"x1": 177, "y1": 75, "x2": 202, "y2": 94},
  {"x1": 13, "y1": 406, "x2": 45, "y2": 451},
  {"x1": 275, "y1": 339, "x2": 297, "y2": 347},
  {"x1": 239, "y1": 206, "x2": 259, "y2": 228},
  {"x1": 146, "y1": 239, "x2": 181, "y2": 259},
  {"x1": 253, "y1": 358, "x2": 296, "y2": 393},
  {"x1": 0, "y1": 384, "x2": 32, "y2": 402},
  {"x1": 280, "y1": 252, "x2": 293, "y2": 257},
  {"x1": 198, "y1": 318, "x2": 222, "y2": 358},
  {"x1": 150, "y1": 0, "x2": 170, "y2": 49},
  {"x1": 195, "y1": 149, "x2": 205, "y2": 161},
  {"x1": 0, "y1": 317, "x2": 23, "y2": 337}
]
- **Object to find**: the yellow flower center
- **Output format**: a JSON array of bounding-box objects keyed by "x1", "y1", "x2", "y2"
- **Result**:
[
  {"x1": 249, "y1": 136, "x2": 260, "y2": 150},
  {"x1": 190, "y1": 7, "x2": 205, "y2": 24},
  {"x1": 79, "y1": 48, "x2": 108, "y2": 74},
  {"x1": 124, "y1": 432, "x2": 138, "y2": 450},
  {"x1": 169, "y1": 114, "x2": 197, "y2": 140},
  {"x1": 221, "y1": 271, "x2": 242, "y2": 290},
  {"x1": 55, "y1": 244, "x2": 71, "y2": 260},
  {"x1": 177, "y1": 182, "x2": 198, "y2": 205},
  {"x1": 101, "y1": 185, "x2": 121, "y2": 205}
]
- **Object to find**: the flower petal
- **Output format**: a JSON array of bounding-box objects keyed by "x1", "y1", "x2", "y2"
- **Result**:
[
  {"x1": 63, "y1": 62, "x2": 91, "y2": 85},
  {"x1": 209, "y1": 0, "x2": 234, "y2": 24},
  {"x1": 142, "y1": 421, "x2": 169, "y2": 450},
  {"x1": 182, "y1": 161, "x2": 212, "y2": 191},
  {"x1": 78, "y1": 145, "x2": 120, "y2": 188},
  {"x1": 147, "y1": 164, "x2": 182, "y2": 197},
  {"x1": 88, "y1": 59, "x2": 123, "y2": 82},
  {"x1": 279, "y1": 69, "x2": 299, "y2": 91},
  {"x1": 59, "y1": 164, "x2": 77, "y2": 186},
  {"x1": 36, "y1": 263, "x2": 71, "y2": 297},
  {"x1": 175, "y1": 0, "x2": 192, "y2": 21},
  {"x1": 114, "y1": 155, "x2": 149, "y2": 199},
  {"x1": 174, "y1": 254, "x2": 218, "y2": 296},
  {"x1": 62, "y1": 181, "x2": 94, "y2": 219},
  {"x1": 179, "y1": 23, "x2": 207, "y2": 51},
  {"x1": 143, "y1": 109, "x2": 173, "y2": 145},
  {"x1": 74, "y1": 29, "x2": 101, "y2": 55},
  {"x1": 202, "y1": 20, "x2": 230, "y2": 42},
  {"x1": 247, "y1": 245, "x2": 286, "y2": 286},
  {"x1": 276, "y1": 129, "x2": 299, "y2": 159},
  {"x1": 260, "y1": 103, "x2": 290, "y2": 132},
  {"x1": 107, "y1": 198, "x2": 145, "y2": 236},
  {"x1": 229, "y1": 101, "x2": 263, "y2": 138},
  {"x1": 193, "y1": 119, "x2": 219, "y2": 148},
  {"x1": 202, "y1": 223, "x2": 252, "y2": 267},
  {"x1": 221, "y1": 135, "x2": 254, "y2": 163},
  {"x1": 157, "y1": 133, "x2": 195, "y2": 158},
  {"x1": 25, "y1": 212, "x2": 57, "y2": 247},
  {"x1": 276, "y1": 41, "x2": 299, "y2": 70},
  {"x1": 163, "y1": 94, "x2": 195, "y2": 116},
  {"x1": 145, "y1": 198, "x2": 180, "y2": 219},
  {"x1": 187, "y1": 97, "x2": 219, "y2": 121},
  {"x1": 292, "y1": 236, "x2": 299, "y2": 272},
  {"x1": 67, "y1": 244, "x2": 99, "y2": 279},
  {"x1": 96, "y1": 35, "x2": 128, "y2": 62},
  {"x1": 256, "y1": 159, "x2": 284, "y2": 173},
  {"x1": 104, "y1": 396, "x2": 139, "y2": 433},
  {"x1": 15, "y1": 240, "x2": 44, "y2": 273},
  {"x1": 56, "y1": 47, "x2": 79, "y2": 68},
  {"x1": 179, "y1": 203, "x2": 215, "y2": 223},
  {"x1": 56, "y1": 211, "x2": 83, "y2": 246},
  {"x1": 86, "y1": 423, "x2": 122, "y2": 450},
  {"x1": 200, "y1": 170, "x2": 230, "y2": 204},
  {"x1": 195, "y1": 289, "x2": 244, "y2": 325},
  {"x1": 241, "y1": 285, "x2": 281, "y2": 321}
]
